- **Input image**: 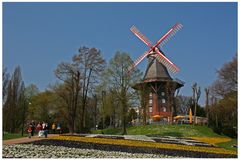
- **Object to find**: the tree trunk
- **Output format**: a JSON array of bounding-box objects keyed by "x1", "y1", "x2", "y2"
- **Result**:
[
  {"x1": 94, "y1": 97, "x2": 97, "y2": 130},
  {"x1": 21, "y1": 105, "x2": 26, "y2": 136},
  {"x1": 192, "y1": 83, "x2": 197, "y2": 125},
  {"x1": 80, "y1": 105, "x2": 85, "y2": 132},
  {"x1": 205, "y1": 88, "x2": 209, "y2": 126},
  {"x1": 110, "y1": 116, "x2": 112, "y2": 127},
  {"x1": 121, "y1": 93, "x2": 127, "y2": 135},
  {"x1": 143, "y1": 104, "x2": 147, "y2": 125},
  {"x1": 81, "y1": 68, "x2": 92, "y2": 132},
  {"x1": 69, "y1": 115, "x2": 75, "y2": 134},
  {"x1": 122, "y1": 111, "x2": 127, "y2": 135},
  {"x1": 215, "y1": 114, "x2": 218, "y2": 128},
  {"x1": 173, "y1": 92, "x2": 177, "y2": 117},
  {"x1": 194, "y1": 102, "x2": 197, "y2": 125},
  {"x1": 113, "y1": 108, "x2": 116, "y2": 128}
]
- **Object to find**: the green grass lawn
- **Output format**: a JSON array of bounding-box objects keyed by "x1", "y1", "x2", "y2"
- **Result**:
[
  {"x1": 92, "y1": 124, "x2": 223, "y2": 137},
  {"x1": 3, "y1": 133, "x2": 28, "y2": 140},
  {"x1": 91, "y1": 124, "x2": 237, "y2": 152},
  {"x1": 216, "y1": 139, "x2": 237, "y2": 151}
]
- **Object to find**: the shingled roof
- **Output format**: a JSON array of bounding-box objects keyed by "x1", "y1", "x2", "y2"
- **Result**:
[
  {"x1": 143, "y1": 56, "x2": 172, "y2": 82},
  {"x1": 132, "y1": 53, "x2": 184, "y2": 90}
]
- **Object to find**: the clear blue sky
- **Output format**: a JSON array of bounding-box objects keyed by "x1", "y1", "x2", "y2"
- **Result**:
[{"x1": 3, "y1": 2, "x2": 237, "y2": 106}]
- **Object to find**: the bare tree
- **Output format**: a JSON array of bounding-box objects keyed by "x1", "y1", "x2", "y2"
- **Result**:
[
  {"x1": 73, "y1": 47, "x2": 105, "y2": 131},
  {"x1": 217, "y1": 54, "x2": 237, "y2": 92},
  {"x1": 55, "y1": 62, "x2": 81, "y2": 134},
  {"x1": 175, "y1": 95, "x2": 192, "y2": 115},
  {"x1": 192, "y1": 83, "x2": 201, "y2": 124},
  {"x1": 54, "y1": 46, "x2": 105, "y2": 133},
  {"x1": 210, "y1": 54, "x2": 237, "y2": 100},
  {"x1": 208, "y1": 54, "x2": 237, "y2": 137}
]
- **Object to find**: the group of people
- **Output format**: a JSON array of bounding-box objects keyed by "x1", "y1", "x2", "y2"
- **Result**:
[
  {"x1": 50, "y1": 122, "x2": 62, "y2": 134},
  {"x1": 27, "y1": 121, "x2": 61, "y2": 138}
]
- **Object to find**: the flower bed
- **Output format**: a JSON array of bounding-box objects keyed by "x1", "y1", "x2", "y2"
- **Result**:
[
  {"x1": 49, "y1": 136, "x2": 236, "y2": 157},
  {"x1": 3, "y1": 143, "x2": 175, "y2": 158},
  {"x1": 152, "y1": 138, "x2": 214, "y2": 147},
  {"x1": 190, "y1": 137, "x2": 231, "y2": 145},
  {"x1": 3, "y1": 135, "x2": 236, "y2": 158},
  {"x1": 95, "y1": 135, "x2": 124, "y2": 139},
  {"x1": 146, "y1": 135, "x2": 214, "y2": 147},
  {"x1": 23, "y1": 139, "x2": 235, "y2": 158}
]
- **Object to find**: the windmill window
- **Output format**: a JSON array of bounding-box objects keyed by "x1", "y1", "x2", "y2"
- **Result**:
[
  {"x1": 149, "y1": 93, "x2": 152, "y2": 98},
  {"x1": 149, "y1": 99, "x2": 152, "y2": 105},
  {"x1": 161, "y1": 92, "x2": 165, "y2": 96},
  {"x1": 162, "y1": 99, "x2": 166, "y2": 103},
  {"x1": 163, "y1": 107, "x2": 166, "y2": 112},
  {"x1": 149, "y1": 107, "x2": 152, "y2": 113}
]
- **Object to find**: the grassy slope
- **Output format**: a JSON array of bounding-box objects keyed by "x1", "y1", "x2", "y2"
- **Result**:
[
  {"x1": 127, "y1": 124, "x2": 222, "y2": 137},
  {"x1": 92, "y1": 124, "x2": 223, "y2": 137},
  {"x1": 92, "y1": 124, "x2": 237, "y2": 151},
  {"x1": 217, "y1": 139, "x2": 237, "y2": 151}
]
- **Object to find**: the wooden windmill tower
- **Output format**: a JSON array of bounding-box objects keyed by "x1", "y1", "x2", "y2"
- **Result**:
[{"x1": 128, "y1": 23, "x2": 184, "y2": 124}]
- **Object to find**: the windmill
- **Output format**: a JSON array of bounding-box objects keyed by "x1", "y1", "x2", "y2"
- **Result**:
[
  {"x1": 130, "y1": 23, "x2": 184, "y2": 124},
  {"x1": 127, "y1": 23, "x2": 183, "y2": 74}
]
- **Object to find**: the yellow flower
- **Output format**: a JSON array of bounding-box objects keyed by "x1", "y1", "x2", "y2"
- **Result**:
[
  {"x1": 189, "y1": 137, "x2": 231, "y2": 145},
  {"x1": 50, "y1": 136, "x2": 237, "y2": 155}
]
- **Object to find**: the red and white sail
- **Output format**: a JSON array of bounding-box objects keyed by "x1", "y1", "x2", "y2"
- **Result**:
[{"x1": 127, "y1": 23, "x2": 183, "y2": 74}]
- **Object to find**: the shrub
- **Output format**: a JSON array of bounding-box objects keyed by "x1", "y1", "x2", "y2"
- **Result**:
[
  {"x1": 212, "y1": 127, "x2": 222, "y2": 135},
  {"x1": 222, "y1": 127, "x2": 237, "y2": 138}
]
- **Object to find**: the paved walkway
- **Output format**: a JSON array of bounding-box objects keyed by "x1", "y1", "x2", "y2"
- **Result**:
[{"x1": 3, "y1": 134, "x2": 59, "y2": 145}]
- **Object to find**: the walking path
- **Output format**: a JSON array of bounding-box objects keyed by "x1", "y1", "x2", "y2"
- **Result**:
[{"x1": 3, "y1": 134, "x2": 59, "y2": 145}]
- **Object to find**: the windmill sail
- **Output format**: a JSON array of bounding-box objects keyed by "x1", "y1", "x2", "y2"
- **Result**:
[
  {"x1": 130, "y1": 26, "x2": 152, "y2": 47},
  {"x1": 127, "y1": 23, "x2": 182, "y2": 75},
  {"x1": 127, "y1": 51, "x2": 149, "y2": 73},
  {"x1": 155, "y1": 49, "x2": 179, "y2": 73},
  {"x1": 159, "y1": 23, "x2": 183, "y2": 48},
  {"x1": 155, "y1": 23, "x2": 183, "y2": 49}
]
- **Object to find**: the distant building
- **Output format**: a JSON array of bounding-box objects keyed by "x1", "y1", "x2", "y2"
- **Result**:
[{"x1": 174, "y1": 115, "x2": 208, "y2": 125}]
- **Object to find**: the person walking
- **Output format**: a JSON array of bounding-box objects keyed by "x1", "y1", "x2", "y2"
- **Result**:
[
  {"x1": 27, "y1": 123, "x2": 33, "y2": 138},
  {"x1": 36, "y1": 122, "x2": 42, "y2": 137},
  {"x1": 56, "y1": 123, "x2": 61, "y2": 134},
  {"x1": 44, "y1": 123, "x2": 49, "y2": 138},
  {"x1": 36, "y1": 122, "x2": 42, "y2": 132},
  {"x1": 31, "y1": 121, "x2": 35, "y2": 137},
  {"x1": 36, "y1": 122, "x2": 44, "y2": 138},
  {"x1": 42, "y1": 122, "x2": 47, "y2": 138},
  {"x1": 52, "y1": 123, "x2": 56, "y2": 134}
]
